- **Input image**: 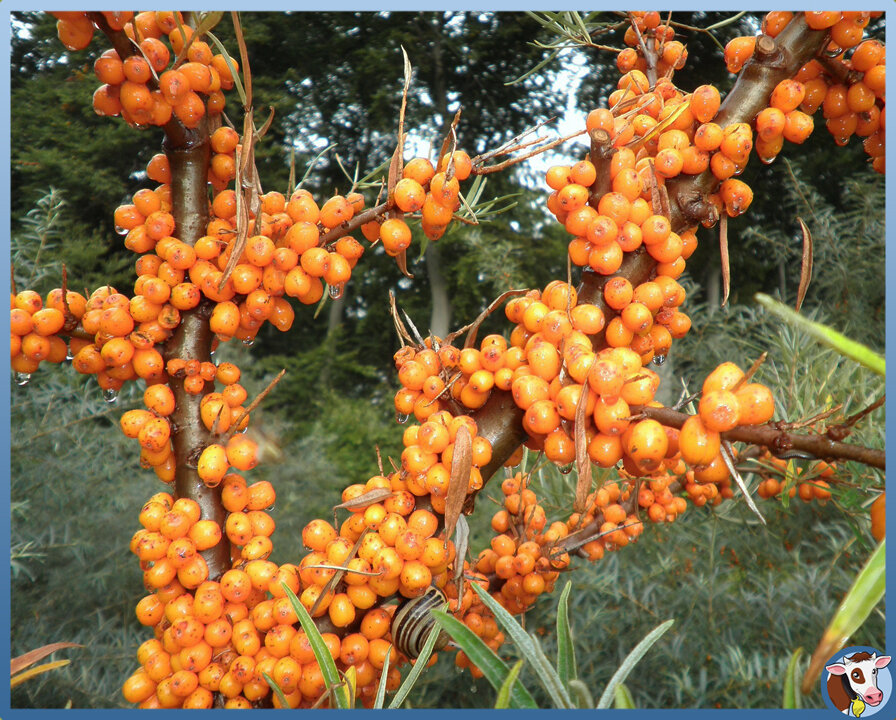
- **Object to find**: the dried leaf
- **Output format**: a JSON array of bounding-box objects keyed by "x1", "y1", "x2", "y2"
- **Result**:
[
  {"x1": 332, "y1": 488, "x2": 393, "y2": 516},
  {"x1": 395, "y1": 248, "x2": 415, "y2": 279},
  {"x1": 452, "y1": 514, "x2": 470, "y2": 601},
  {"x1": 795, "y1": 217, "x2": 813, "y2": 312},
  {"x1": 445, "y1": 424, "x2": 472, "y2": 542},
  {"x1": 459, "y1": 289, "x2": 529, "y2": 349},
  {"x1": 11, "y1": 643, "x2": 81, "y2": 677},
  {"x1": 719, "y1": 213, "x2": 730, "y2": 307},
  {"x1": 311, "y1": 528, "x2": 369, "y2": 616},
  {"x1": 389, "y1": 291, "x2": 414, "y2": 346},
  {"x1": 721, "y1": 441, "x2": 765, "y2": 525},
  {"x1": 573, "y1": 382, "x2": 591, "y2": 512},
  {"x1": 230, "y1": 11, "x2": 251, "y2": 107}
]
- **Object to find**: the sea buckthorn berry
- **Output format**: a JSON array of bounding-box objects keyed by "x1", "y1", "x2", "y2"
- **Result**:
[
  {"x1": 734, "y1": 383, "x2": 775, "y2": 425},
  {"x1": 379, "y1": 218, "x2": 413, "y2": 256},
  {"x1": 703, "y1": 362, "x2": 744, "y2": 394},
  {"x1": 770, "y1": 80, "x2": 805, "y2": 113},
  {"x1": 724, "y1": 36, "x2": 755, "y2": 73},
  {"x1": 678, "y1": 415, "x2": 721, "y2": 467},
  {"x1": 699, "y1": 390, "x2": 741, "y2": 432},
  {"x1": 719, "y1": 178, "x2": 753, "y2": 216},
  {"x1": 756, "y1": 107, "x2": 786, "y2": 141},
  {"x1": 394, "y1": 178, "x2": 426, "y2": 213},
  {"x1": 689, "y1": 85, "x2": 721, "y2": 123},
  {"x1": 624, "y1": 419, "x2": 668, "y2": 472},
  {"x1": 545, "y1": 165, "x2": 571, "y2": 191}
]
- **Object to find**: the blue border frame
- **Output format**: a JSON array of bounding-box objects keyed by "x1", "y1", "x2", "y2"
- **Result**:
[{"x1": 2, "y1": 4, "x2": 890, "y2": 719}]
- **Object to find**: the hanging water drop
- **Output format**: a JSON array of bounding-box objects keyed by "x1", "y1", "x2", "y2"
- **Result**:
[
  {"x1": 14, "y1": 372, "x2": 31, "y2": 386},
  {"x1": 328, "y1": 283, "x2": 345, "y2": 300},
  {"x1": 652, "y1": 354, "x2": 666, "y2": 366},
  {"x1": 396, "y1": 413, "x2": 410, "y2": 424},
  {"x1": 65, "y1": 347, "x2": 74, "y2": 361},
  {"x1": 759, "y1": 153, "x2": 777, "y2": 165},
  {"x1": 103, "y1": 387, "x2": 119, "y2": 403},
  {"x1": 558, "y1": 463, "x2": 575, "y2": 475},
  {"x1": 114, "y1": 224, "x2": 128, "y2": 236},
  {"x1": 242, "y1": 338, "x2": 255, "y2": 347}
]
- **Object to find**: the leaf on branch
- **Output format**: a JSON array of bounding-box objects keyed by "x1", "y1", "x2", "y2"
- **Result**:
[
  {"x1": 455, "y1": 288, "x2": 529, "y2": 350},
  {"x1": 395, "y1": 249, "x2": 414, "y2": 280},
  {"x1": 452, "y1": 514, "x2": 470, "y2": 602},
  {"x1": 445, "y1": 423, "x2": 472, "y2": 543},
  {"x1": 230, "y1": 11, "x2": 252, "y2": 107},
  {"x1": 11, "y1": 642, "x2": 81, "y2": 677},
  {"x1": 332, "y1": 489, "x2": 393, "y2": 520},
  {"x1": 388, "y1": 292, "x2": 414, "y2": 346},
  {"x1": 311, "y1": 528, "x2": 369, "y2": 616},
  {"x1": 796, "y1": 217, "x2": 813, "y2": 312},
  {"x1": 721, "y1": 441, "x2": 765, "y2": 525},
  {"x1": 574, "y1": 381, "x2": 591, "y2": 512},
  {"x1": 719, "y1": 214, "x2": 730, "y2": 307}
]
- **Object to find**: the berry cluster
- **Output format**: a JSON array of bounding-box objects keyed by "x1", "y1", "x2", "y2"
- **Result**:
[
  {"x1": 725, "y1": 11, "x2": 885, "y2": 171},
  {"x1": 18, "y1": 9, "x2": 883, "y2": 710},
  {"x1": 54, "y1": 11, "x2": 239, "y2": 128}
]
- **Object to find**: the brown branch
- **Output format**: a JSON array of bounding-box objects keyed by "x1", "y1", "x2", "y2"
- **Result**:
[
  {"x1": 161, "y1": 113, "x2": 232, "y2": 581},
  {"x1": 632, "y1": 404, "x2": 885, "y2": 470}
]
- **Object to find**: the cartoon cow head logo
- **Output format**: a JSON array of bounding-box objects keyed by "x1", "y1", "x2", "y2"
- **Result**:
[{"x1": 824, "y1": 648, "x2": 892, "y2": 717}]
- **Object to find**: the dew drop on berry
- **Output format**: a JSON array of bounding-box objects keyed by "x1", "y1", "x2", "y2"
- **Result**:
[
  {"x1": 558, "y1": 463, "x2": 574, "y2": 475},
  {"x1": 758, "y1": 153, "x2": 777, "y2": 165},
  {"x1": 328, "y1": 283, "x2": 345, "y2": 300},
  {"x1": 242, "y1": 338, "x2": 255, "y2": 347},
  {"x1": 65, "y1": 347, "x2": 74, "y2": 361},
  {"x1": 103, "y1": 387, "x2": 119, "y2": 403},
  {"x1": 652, "y1": 354, "x2": 666, "y2": 366},
  {"x1": 114, "y1": 224, "x2": 128, "y2": 236},
  {"x1": 395, "y1": 413, "x2": 410, "y2": 424},
  {"x1": 14, "y1": 372, "x2": 31, "y2": 386}
]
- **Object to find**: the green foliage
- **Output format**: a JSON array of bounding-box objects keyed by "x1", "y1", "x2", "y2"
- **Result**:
[{"x1": 10, "y1": 364, "x2": 146, "y2": 708}]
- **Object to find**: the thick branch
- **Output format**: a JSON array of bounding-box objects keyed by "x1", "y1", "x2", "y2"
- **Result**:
[{"x1": 163, "y1": 123, "x2": 232, "y2": 580}]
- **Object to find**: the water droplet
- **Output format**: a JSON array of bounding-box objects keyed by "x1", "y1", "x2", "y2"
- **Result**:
[
  {"x1": 328, "y1": 283, "x2": 345, "y2": 300},
  {"x1": 242, "y1": 338, "x2": 255, "y2": 347},
  {"x1": 759, "y1": 153, "x2": 777, "y2": 165},
  {"x1": 396, "y1": 413, "x2": 410, "y2": 424},
  {"x1": 209, "y1": 349, "x2": 216, "y2": 359},
  {"x1": 652, "y1": 354, "x2": 666, "y2": 366},
  {"x1": 103, "y1": 387, "x2": 119, "y2": 403},
  {"x1": 14, "y1": 372, "x2": 31, "y2": 386},
  {"x1": 558, "y1": 463, "x2": 574, "y2": 475},
  {"x1": 65, "y1": 347, "x2": 74, "y2": 361},
  {"x1": 114, "y1": 224, "x2": 128, "y2": 236}
]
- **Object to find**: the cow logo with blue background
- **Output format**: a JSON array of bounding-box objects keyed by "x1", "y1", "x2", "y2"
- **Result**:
[{"x1": 822, "y1": 646, "x2": 891, "y2": 716}]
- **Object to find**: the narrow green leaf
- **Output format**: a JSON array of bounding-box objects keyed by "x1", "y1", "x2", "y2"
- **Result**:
[
  {"x1": 804, "y1": 540, "x2": 886, "y2": 693},
  {"x1": 556, "y1": 581, "x2": 575, "y2": 686},
  {"x1": 261, "y1": 671, "x2": 290, "y2": 710},
  {"x1": 387, "y1": 616, "x2": 445, "y2": 708},
  {"x1": 282, "y1": 584, "x2": 351, "y2": 709},
  {"x1": 596, "y1": 619, "x2": 675, "y2": 709},
  {"x1": 614, "y1": 682, "x2": 636, "y2": 709},
  {"x1": 755, "y1": 294, "x2": 885, "y2": 376},
  {"x1": 10, "y1": 660, "x2": 70, "y2": 688},
  {"x1": 783, "y1": 648, "x2": 804, "y2": 709},
  {"x1": 506, "y1": 48, "x2": 561, "y2": 86},
  {"x1": 372, "y1": 644, "x2": 392, "y2": 709},
  {"x1": 471, "y1": 583, "x2": 574, "y2": 708},
  {"x1": 495, "y1": 660, "x2": 524, "y2": 709},
  {"x1": 432, "y1": 610, "x2": 538, "y2": 709},
  {"x1": 205, "y1": 32, "x2": 246, "y2": 106},
  {"x1": 569, "y1": 679, "x2": 594, "y2": 709}
]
